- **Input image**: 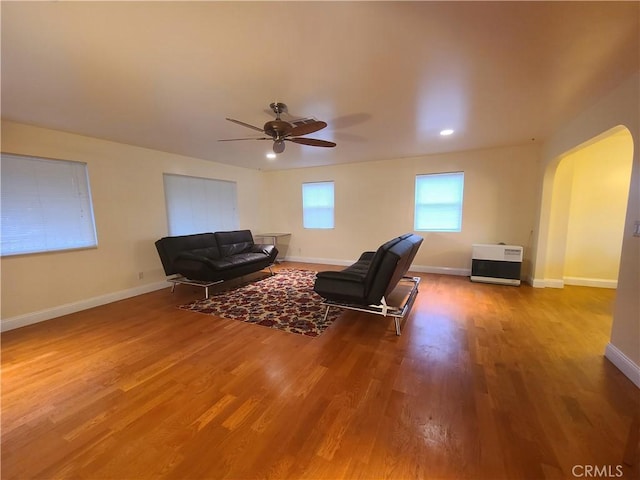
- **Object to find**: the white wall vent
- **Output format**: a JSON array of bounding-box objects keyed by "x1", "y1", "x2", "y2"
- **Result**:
[{"x1": 471, "y1": 244, "x2": 523, "y2": 286}]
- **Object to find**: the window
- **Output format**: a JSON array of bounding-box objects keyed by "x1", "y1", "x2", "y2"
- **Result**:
[
  {"x1": 163, "y1": 174, "x2": 238, "y2": 236},
  {"x1": 414, "y1": 172, "x2": 464, "y2": 232},
  {"x1": 1, "y1": 153, "x2": 98, "y2": 256},
  {"x1": 302, "y1": 181, "x2": 334, "y2": 229}
]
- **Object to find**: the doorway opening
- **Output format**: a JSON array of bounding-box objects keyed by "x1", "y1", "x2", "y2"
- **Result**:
[{"x1": 544, "y1": 126, "x2": 633, "y2": 288}]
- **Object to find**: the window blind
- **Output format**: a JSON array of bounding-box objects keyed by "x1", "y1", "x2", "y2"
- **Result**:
[
  {"x1": 414, "y1": 172, "x2": 464, "y2": 232},
  {"x1": 1, "y1": 153, "x2": 98, "y2": 256},
  {"x1": 163, "y1": 173, "x2": 238, "y2": 236},
  {"x1": 302, "y1": 181, "x2": 335, "y2": 229}
]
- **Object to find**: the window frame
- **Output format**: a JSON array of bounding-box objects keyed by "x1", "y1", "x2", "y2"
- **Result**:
[
  {"x1": 414, "y1": 171, "x2": 465, "y2": 232},
  {"x1": 302, "y1": 181, "x2": 335, "y2": 229}
]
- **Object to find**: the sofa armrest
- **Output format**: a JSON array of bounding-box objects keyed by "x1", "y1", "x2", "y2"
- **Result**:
[
  {"x1": 251, "y1": 243, "x2": 273, "y2": 254},
  {"x1": 250, "y1": 243, "x2": 279, "y2": 263},
  {"x1": 314, "y1": 270, "x2": 368, "y2": 304}
]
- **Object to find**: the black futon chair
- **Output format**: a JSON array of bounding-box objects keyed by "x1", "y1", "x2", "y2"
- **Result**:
[{"x1": 313, "y1": 233, "x2": 423, "y2": 334}]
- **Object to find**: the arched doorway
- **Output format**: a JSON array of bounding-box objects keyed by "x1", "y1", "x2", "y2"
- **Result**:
[{"x1": 543, "y1": 126, "x2": 633, "y2": 288}]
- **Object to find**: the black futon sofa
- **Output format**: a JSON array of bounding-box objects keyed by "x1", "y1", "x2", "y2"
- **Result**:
[
  {"x1": 313, "y1": 233, "x2": 423, "y2": 334},
  {"x1": 155, "y1": 230, "x2": 278, "y2": 297}
]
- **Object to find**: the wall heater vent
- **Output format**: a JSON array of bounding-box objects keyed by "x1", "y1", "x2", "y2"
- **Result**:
[{"x1": 471, "y1": 244, "x2": 523, "y2": 286}]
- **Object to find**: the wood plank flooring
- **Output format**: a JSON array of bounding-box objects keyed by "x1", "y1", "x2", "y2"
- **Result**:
[{"x1": 2, "y1": 263, "x2": 639, "y2": 479}]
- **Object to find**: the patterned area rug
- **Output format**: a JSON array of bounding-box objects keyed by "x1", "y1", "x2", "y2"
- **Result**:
[{"x1": 179, "y1": 269, "x2": 342, "y2": 337}]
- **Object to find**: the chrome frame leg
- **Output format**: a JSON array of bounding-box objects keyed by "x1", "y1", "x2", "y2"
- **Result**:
[{"x1": 319, "y1": 276, "x2": 420, "y2": 336}]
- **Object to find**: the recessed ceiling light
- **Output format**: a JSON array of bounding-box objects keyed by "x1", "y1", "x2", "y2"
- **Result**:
[
  {"x1": 440, "y1": 129, "x2": 454, "y2": 136},
  {"x1": 266, "y1": 153, "x2": 277, "y2": 159}
]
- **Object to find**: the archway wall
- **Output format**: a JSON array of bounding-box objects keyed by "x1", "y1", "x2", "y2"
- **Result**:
[
  {"x1": 563, "y1": 132, "x2": 633, "y2": 285},
  {"x1": 544, "y1": 129, "x2": 633, "y2": 288},
  {"x1": 533, "y1": 71, "x2": 639, "y2": 384}
]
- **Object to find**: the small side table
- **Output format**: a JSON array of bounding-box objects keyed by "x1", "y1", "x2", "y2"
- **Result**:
[{"x1": 254, "y1": 233, "x2": 291, "y2": 262}]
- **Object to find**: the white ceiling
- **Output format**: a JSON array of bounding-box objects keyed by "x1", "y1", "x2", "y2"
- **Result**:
[{"x1": 2, "y1": 1, "x2": 638, "y2": 171}]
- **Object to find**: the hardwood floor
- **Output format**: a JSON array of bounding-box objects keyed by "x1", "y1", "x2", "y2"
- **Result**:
[{"x1": 2, "y1": 262, "x2": 639, "y2": 479}]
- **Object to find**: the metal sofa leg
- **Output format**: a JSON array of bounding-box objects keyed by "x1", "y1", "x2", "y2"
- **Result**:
[
  {"x1": 395, "y1": 317, "x2": 401, "y2": 336},
  {"x1": 322, "y1": 305, "x2": 332, "y2": 323}
]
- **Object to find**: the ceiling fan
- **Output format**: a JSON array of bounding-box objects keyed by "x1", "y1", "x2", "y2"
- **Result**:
[{"x1": 219, "y1": 102, "x2": 337, "y2": 154}]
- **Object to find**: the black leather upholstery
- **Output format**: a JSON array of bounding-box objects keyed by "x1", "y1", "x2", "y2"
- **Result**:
[
  {"x1": 155, "y1": 230, "x2": 278, "y2": 282},
  {"x1": 155, "y1": 233, "x2": 218, "y2": 276},
  {"x1": 313, "y1": 233, "x2": 423, "y2": 305}
]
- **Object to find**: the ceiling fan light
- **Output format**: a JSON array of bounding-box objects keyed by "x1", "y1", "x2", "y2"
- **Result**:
[
  {"x1": 273, "y1": 140, "x2": 285, "y2": 153},
  {"x1": 440, "y1": 129, "x2": 454, "y2": 136}
]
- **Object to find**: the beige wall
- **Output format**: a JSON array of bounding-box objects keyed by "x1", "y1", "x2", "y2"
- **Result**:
[
  {"x1": 545, "y1": 129, "x2": 633, "y2": 286},
  {"x1": 264, "y1": 144, "x2": 540, "y2": 276},
  {"x1": 533, "y1": 71, "x2": 640, "y2": 383},
  {"x1": 1, "y1": 121, "x2": 267, "y2": 322},
  {"x1": 563, "y1": 131, "x2": 633, "y2": 284},
  {"x1": 545, "y1": 157, "x2": 574, "y2": 284}
]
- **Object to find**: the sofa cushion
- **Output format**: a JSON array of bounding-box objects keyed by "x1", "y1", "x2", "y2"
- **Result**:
[
  {"x1": 189, "y1": 246, "x2": 221, "y2": 259},
  {"x1": 363, "y1": 236, "x2": 404, "y2": 285},
  {"x1": 222, "y1": 241, "x2": 253, "y2": 256},
  {"x1": 215, "y1": 230, "x2": 255, "y2": 257},
  {"x1": 313, "y1": 255, "x2": 377, "y2": 304},
  {"x1": 207, "y1": 252, "x2": 273, "y2": 271},
  {"x1": 336, "y1": 258, "x2": 372, "y2": 280},
  {"x1": 313, "y1": 271, "x2": 368, "y2": 303}
]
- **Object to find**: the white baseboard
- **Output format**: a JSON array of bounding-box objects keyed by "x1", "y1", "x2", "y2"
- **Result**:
[
  {"x1": 531, "y1": 277, "x2": 618, "y2": 289},
  {"x1": 564, "y1": 276, "x2": 618, "y2": 289},
  {"x1": 530, "y1": 278, "x2": 565, "y2": 288},
  {"x1": 1, "y1": 281, "x2": 169, "y2": 332},
  {"x1": 410, "y1": 265, "x2": 470, "y2": 276},
  {"x1": 284, "y1": 256, "x2": 471, "y2": 277},
  {"x1": 605, "y1": 343, "x2": 640, "y2": 388}
]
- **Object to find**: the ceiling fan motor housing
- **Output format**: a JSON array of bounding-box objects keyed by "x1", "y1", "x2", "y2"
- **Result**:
[{"x1": 264, "y1": 119, "x2": 292, "y2": 139}]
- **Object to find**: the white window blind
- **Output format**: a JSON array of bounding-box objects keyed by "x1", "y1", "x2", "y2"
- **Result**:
[
  {"x1": 302, "y1": 181, "x2": 334, "y2": 229},
  {"x1": 163, "y1": 174, "x2": 238, "y2": 236},
  {"x1": 414, "y1": 172, "x2": 464, "y2": 232},
  {"x1": 1, "y1": 153, "x2": 98, "y2": 256}
]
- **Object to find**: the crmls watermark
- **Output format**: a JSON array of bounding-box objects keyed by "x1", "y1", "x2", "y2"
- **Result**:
[{"x1": 571, "y1": 465, "x2": 624, "y2": 478}]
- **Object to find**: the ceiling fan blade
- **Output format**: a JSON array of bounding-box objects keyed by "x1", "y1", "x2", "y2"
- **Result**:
[
  {"x1": 218, "y1": 137, "x2": 271, "y2": 142},
  {"x1": 288, "y1": 120, "x2": 327, "y2": 137},
  {"x1": 287, "y1": 137, "x2": 336, "y2": 148},
  {"x1": 225, "y1": 118, "x2": 265, "y2": 133}
]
